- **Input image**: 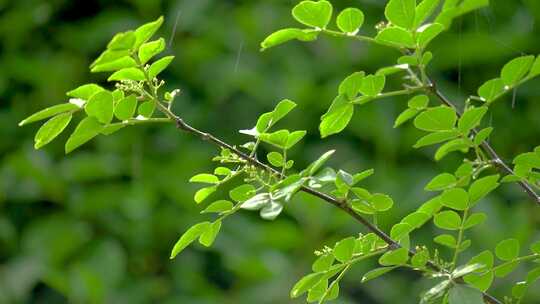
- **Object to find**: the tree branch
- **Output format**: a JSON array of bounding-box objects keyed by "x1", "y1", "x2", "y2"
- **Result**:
[
  {"x1": 154, "y1": 104, "x2": 501, "y2": 304},
  {"x1": 428, "y1": 82, "x2": 540, "y2": 205}
]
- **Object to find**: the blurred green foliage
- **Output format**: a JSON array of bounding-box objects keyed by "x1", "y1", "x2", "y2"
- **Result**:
[{"x1": 1, "y1": 0, "x2": 540, "y2": 303}]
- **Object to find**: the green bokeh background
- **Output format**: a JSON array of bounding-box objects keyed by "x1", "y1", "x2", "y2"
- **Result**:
[{"x1": 1, "y1": 0, "x2": 540, "y2": 303}]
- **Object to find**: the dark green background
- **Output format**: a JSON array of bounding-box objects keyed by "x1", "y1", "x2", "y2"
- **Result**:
[{"x1": 1, "y1": 0, "x2": 540, "y2": 303}]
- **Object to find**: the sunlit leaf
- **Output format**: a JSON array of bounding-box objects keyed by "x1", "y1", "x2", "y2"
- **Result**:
[{"x1": 292, "y1": 0, "x2": 333, "y2": 29}]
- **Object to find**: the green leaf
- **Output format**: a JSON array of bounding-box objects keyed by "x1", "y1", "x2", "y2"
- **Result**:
[
  {"x1": 65, "y1": 117, "x2": 104, "y2": 153},
  {"x1": 170, "y1": 222, "x2": 210, "y2": 259},
  {"x1": 458, "y1": 106, "x2": 488, "y2": 133},
  {"x1": 468, "y1": 174, "x2": 499, "y2": 206},
  {"x1": 375, "y1": 27, "x2": 416, "y2": 48},
  {"x1": 422, "y1": 280, "x2": 451, "y2": 302},
  {"x1": 108, "y1": 67, "x2": 146, "y2": 81},
  {"x1": 477, "y1": 78, "x2": 505, "y2": 103},
  {"x1": 434, "y1": 210, "x2": 462, "y2": 230},
  {"x1": 370, "y1": 193, "x2": 394, "y2": 212},
  {"x1": 398, "y1": 55, "x2": 418, "y2": 65},
  {"x1": 241, "y1": 193, "x2": 270, "y2": 210},
  {"x1": 361, "y1": 267, "x2": 397, "y2": 283},
  {"x1": 468, "y1": 250, "x2": 494, "y2": 271},
  {"x1": 526, "y1": 266, "x2": 540, "y2": 283},
  {"x1": 114, "y1": 95, "x2": 138, "y2": 121},
  {"x1": 260, "y1": 28, "x2": 319, "y2": 51},
  {"x1": 199, "y1": 221, "x2": 221, "y2": 247},
  {"x1": 390, "y1": 223, "x2": 413, "y2": 242},
  {"x1": 323, "y1": 282, "x2": 339, "y2": 301},
  {"x1": 267, "y1": 152, "x2": 284, "y2": 167},
  {"x1": 359, "y1": 75, "x2": 386, "y2": 97},
  {"x1": 33, "y1": 113, "x2": 72, "y2": 149},
  {"x1": 194, "y1": 186, "x2": 217, "y2": 204},
  {"x1": 252, "y1": 99, "x2": 297, "y2": 134},
  {"x1": 448, "y1": 284, "x2": 484, "y2": 304},
  {"x1": 425, "y1": 173, "x2": 457, "y2": 191},
  {"x1": 408, "y1": 95, "x2": 429, "y2": 109},
  {"x1": 418, "y1": 196, "x2": 443, "y2": 216},
  {"x1": 312, "y1": 254, "x2": 335, "y2": 272},
  {"x1": 456, "y1": 0, "x2": 489, "y2": 16},
  {"x1": 453, "y1": 264, "x2": 485, "y2": 279},
  {"x1": 19, "y1": 103, "x2": 79, "y2": 126},
  {"x1": 189, "y1": 173, "x2": 219, "y2": 184},
  {"x1": 135, "y1": 101, "x2": 153, "y2": 118},
  {"x1": 379, "y1": 247, "x2": 409, "y2": 266},
  {"x1": 320, "y1": 103, "x2": 354, "y2": 138},
  {"x1": 339, "y1": 72, "x2": 365, "y2": 100},
  {"x1": 514, "y1": 152, "x2": 540, "y2": 168},
  {"x1": 494, "y1": 261, "x2": 518, "y2": 277},
  {"x1": 441, "y1": 188, "x2": 469, "y2": 210},
  {"x1": 306, "y1": 150, "x2": 335, "y2": 176},
  {"x1": 285, "y1": 130, "x2": 307, "y2": 149},
  {"x1": 134, "y1": 16, "x2": 164, "y2": 49},
  {"x1": 107, "y1": 31, "x2": 136, "y2": 50},
  {"x1": 290, "y1": 273, "x2": 324, "y2": 298},
  {"x1": 138, "y1": 38, "x2": 166, "y2": 64},
  {"x1": 414, "y1": 106, "x2": 457, "y2": 131},
  {"x1": 336, "y1": 8, "x2": 365, "y2": 34},
  {"x1": 394, "y1": 108, "x2": 419, "y2": 128},
  {"x1": 229, "y1": 184, "x2": 256, "y2": 202},
  {"x1": 422, "y1": 51, "x2": 433, "y2": 65},
  {"x1": 434, "y1": 138, "x2": 470, "y2": 161},
  {"x1": 531, "y1": 240, "x2": 540, "y2": 254},
  {"x1": 112, "y1": 89, "x2": 124, "y2": 102},
  {"x1": 414, "y1": 130, "x2": 460, "y2": 148},
  {"x1": 214, "y1": 167, "x2": 231, "y2": 176},
  {"x1": 351, "y1": 199, "x2": 376, "y2": 215},
  {"x1": 464, "y1": 251, "x2": 495, "y2": 291},
  {"x1": 101, "y1": 124, "x2": 125, "y2": 136},
  {"x1": 259, "y1": 130, "x2": 287, "y2": 148},
  {"x1": 91, "y1": 56, "x2": 137, "y2": 73},
  {"x1": 417, "y1": 23, "x2": 444, "y2": 48},
  {"x1": 512, "y1": 282, "x2": 528, "y2": 299},
  {"x1": 495, "y1": 238, "x2": 520, "y2": 261},
  {"x1": 148, "y1": 55, "x2": 175, "y2": 79},
  {"x1": 376, "y1": 64, "x2": 410, "y2": 76},
  {"x1": 463, "y1": 213, "x2": 487, "y2": 229},
  {"x1": 464, "y1": 271, "x2": 494, "y2": 291},
  {"x1": 353, "y1": 169, "x2": 375, "y2": 184},
  {"x1": 401, "y1": 212, "x2": 430, "y2": 229},
  {"x1": 67, "y1": 83, "x2": 104, "y2": 101},
  {"x1": 306, "y1": 279, "x2": 328, "y2": 302},
  {"x1": 385, "y1": 0, "x2": 416, "y2": 29},
  {"x1": 201, "y1": 200, "x2": 234, "y2": 214},
  {"x1": 292, "y1": 0, "x2": 333, "y2": 29},
  {"x1": 500, "y1": 55, "x2": 535, "y2": 86},
  {"x1": 434, "y1": 234, "x2": 457, "y2": 248},
  {"x1": 529, "y1": 55, "x2": 540, "y2": 78},
  {"x1": 85, "y1": 90, "x2": 114, "y2": 124},
  {"x1": 414, "y1": 0, "x2": 442, "y2": 28},
  {"x1": 333, "y1": 237, "x2": 356, "y2": 262},
  {"x1": 411, "y1": 248, "x2": 429, "y2": 267},
  {"x1": 473, "y1": 127, "x2": 493, "y2": 146},
  {"x1": 91, "y1": 49, "x2": 130, "y2": 68}
]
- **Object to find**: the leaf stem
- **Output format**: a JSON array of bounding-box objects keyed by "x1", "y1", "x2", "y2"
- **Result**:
[
  {"x1": 320, "y1": 29, "x2": 379, "y2": 45},
  {"x1": 351, "y1": 86, "x2": 426, "y2": 105},
  {"x1": 452, "y1": 208, "x2": 469, "y2": 268},
  {"x1": 490, "y1": 253, "x2": 540, "y2": 273}
]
